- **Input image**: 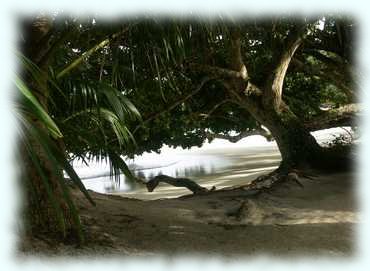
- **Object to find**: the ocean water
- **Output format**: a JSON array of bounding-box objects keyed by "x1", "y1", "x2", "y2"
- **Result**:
[{"x1": 72, "y1": 127, "x2": 355, "y2": 195}]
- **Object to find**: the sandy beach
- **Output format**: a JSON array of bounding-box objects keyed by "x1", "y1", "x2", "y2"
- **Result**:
[
  {"x1": 20, "y1": 137, "x2": 359, "y2": 257},
  {"x1": 20, "y1": 171, "x2": 357, "y2": 257}
]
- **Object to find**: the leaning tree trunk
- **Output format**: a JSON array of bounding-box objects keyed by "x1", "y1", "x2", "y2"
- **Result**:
[
  {"x1": 192, "y1": 24, "x2": 348, "y2": 174},
  {"x1": 225, "y1": 25, "x2": 329, "y2": 172},
  {"x1": 20, "y1": 17, "x2": 77, "y2": 240},
  {"x1": 246, "y1": 101, "x2": 324, "y2": 170}
]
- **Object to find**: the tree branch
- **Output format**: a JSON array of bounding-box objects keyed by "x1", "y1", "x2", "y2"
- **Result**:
[
  {"x1": 145, "y1": 175, "x2": 213, "y2": 194},
  {"x1": 186, "y1": 63, "x2": 248, "y2": 80},
  {"x1": 304, "y1": 103, "x2": 362, "y2": 131},
  {"x1": 198, "y1": 99, "x2": 235, "y2": 119},
  {"x1": 185, "y1": 27, "x2": 249, "y2": 82},
  {"x1": 229, "y1": 27, "x2": 248, "y2": 80},
  {"x1": 56, "y1": 25, "x2": 132, "y2": 80},
  {"x1": 132, "y1": 77, "x2": 210, "y2": 134},
  {"x1": 264, "y1": 25, "x2": 307, "y2": 109},
  {"x1": 305, "y1": 24, "x2": 352, "y2": 61},
  {"x1": 204, "y1": 127, "x2": 273, "y2": 143}
]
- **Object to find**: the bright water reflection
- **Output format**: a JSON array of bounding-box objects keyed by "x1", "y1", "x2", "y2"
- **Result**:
[
  {"x1": 75, "y1": 152, "x2": 234, "y2": 194},
  {"x1": 75, "y1": 127, "x2": 354, "y2": 195}
]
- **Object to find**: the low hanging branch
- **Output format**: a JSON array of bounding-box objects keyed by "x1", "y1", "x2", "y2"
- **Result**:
[
  {"x1": 304, "y1": 103, "x2": 362, "y2": 131},
  {"x1": 204, "y1": 127, "x2": 273, "y2": 143},
  {"x1": 198, "y1": 99, "x2": 235, "y2": 119}
]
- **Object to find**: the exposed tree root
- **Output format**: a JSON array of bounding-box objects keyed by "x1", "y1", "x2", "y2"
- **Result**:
[
  {"x1": 139, "y1": 167, "x2": 317, "y2": 198},
  {"x1": 237, "y1": 167, "x2": 318, "y2": 193}
]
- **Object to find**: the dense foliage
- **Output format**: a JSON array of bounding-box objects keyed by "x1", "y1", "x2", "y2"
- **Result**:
[{"x1": 36, "y1": 16, "x2": 354, "y2": 157}]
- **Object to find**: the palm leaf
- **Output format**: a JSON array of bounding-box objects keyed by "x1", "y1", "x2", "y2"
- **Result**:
[
  {"x1": 15, "y1": 75, "x2": 63, "y2": 139},
  {"x1": 17, "y1": 51, "x2": 68, "y2": 101},
  {"x1": 108, "y1": 150, "x2": 137, "y2": 184}
]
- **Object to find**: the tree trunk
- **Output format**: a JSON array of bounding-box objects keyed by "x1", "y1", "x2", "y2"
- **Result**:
[
  {"x1": 197, "y1": 23, "x2": 349, "y2": 173},
  {"x1": 225, "y1": 25, "x2": 327, "y2": 171},
  {"x1": 243, "y1": 99, "x2": 350, "y2": 172},
  {"x1": 21, "y1": 17, "x2": 77, "y2": 240},
  {"x1": 232, "y1": 88, "x2": 324, "y2": 171},
  {"x1": 257, "y1": 104, "x2": 323, "y2": 170}
]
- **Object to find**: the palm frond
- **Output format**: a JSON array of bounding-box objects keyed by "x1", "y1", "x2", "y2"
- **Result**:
[
  {"x1": 107, "y1": 150, "x2": 137, "y2": 184},
  {"x1": 97, "y1": 82, "x2": 141, "y2": 122},
  {"x1": 14, "y1": 74, "x2": 63, "y2": 139},
  {"x1": 17, "y1": 51, "x2": 68, "y2": 102}
]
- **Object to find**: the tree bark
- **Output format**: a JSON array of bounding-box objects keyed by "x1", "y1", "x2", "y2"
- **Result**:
[
  {"x1": 304, "y1": 103, "x2": 361, "y2": 131},
  {"x1": 254, "y1": 104, "x2": 323, "y2": 169},
  {"x1": 221, "y1": 24, "x2": 326, "y2": 171},
  {"x1": 204, "y1": 127, "x2": 273, "y2": 143},
  {"x1": 145, "y1": 175, "x2": 214, "y2": 194},
  {"x1": 21, "y1": 16, "x2": 77, "y2": 240},
  {"x1": 233, "y1": 89, "x2": 323, "y2": 170}
]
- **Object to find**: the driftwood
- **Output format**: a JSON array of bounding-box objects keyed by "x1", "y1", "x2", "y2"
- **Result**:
[{"x1": 145, "y1": 174, "x2": 215, "y2": 194}]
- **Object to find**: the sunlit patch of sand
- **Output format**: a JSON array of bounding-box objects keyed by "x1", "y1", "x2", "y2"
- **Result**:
[{"x1": 196, "y1": 203, "x2": 359, "y2": 226}]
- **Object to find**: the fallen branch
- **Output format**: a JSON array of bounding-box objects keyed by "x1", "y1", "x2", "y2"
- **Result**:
[{"x1": 145, "y1": 174, "x2": 215, "y2": 195}]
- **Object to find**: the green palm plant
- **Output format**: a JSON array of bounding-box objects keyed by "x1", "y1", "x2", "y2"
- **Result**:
[{"x1": 15, "y1": 51, "x2": 141, "y2": 242}]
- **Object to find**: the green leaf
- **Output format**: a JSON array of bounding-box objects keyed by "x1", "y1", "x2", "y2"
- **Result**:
[
  {"x1": 108, "y1": 150, "x2": 137, "y2": 183},
  {"x1": 14, "y1": 75, "x2": 63, "y2": 139}
]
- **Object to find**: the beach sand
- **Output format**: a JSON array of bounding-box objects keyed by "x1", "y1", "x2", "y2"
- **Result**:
[{"x1": 20, "y1": 145, "x2": 359, "y2": 258}]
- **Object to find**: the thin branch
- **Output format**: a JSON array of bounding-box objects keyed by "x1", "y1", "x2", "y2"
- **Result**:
[
  {"x1": 304, "y1": 49, "x2": 343, "y2": 67},
  {"x1": 199, "y1": 99, "x2": 234, "y2": 119},
  {"x1": 56, "y1": 25, "x2": 132, "y2": 80},
  {"x1": 186, "y1": 62, "x2": 248, "y2": 80},
  {"x1": 305, "y1": 31, "x2": 345, "y2": 59},
  {"x1": 132, "y1": 77, "x2": 210, "y2": 134},
  {"x1": 184, "y1": 28, "x2": 249, "y2": 82}
]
